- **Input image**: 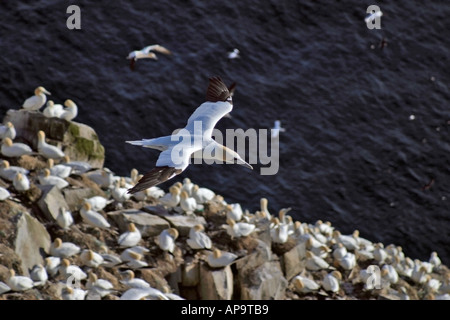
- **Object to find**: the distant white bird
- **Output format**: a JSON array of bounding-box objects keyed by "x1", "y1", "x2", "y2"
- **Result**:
[
  {"x1": 0, "y1": 159, "x2": 29, "y2": 181},
  {"x1": 43, "y1": 100, "x2": 63, "y2": 118},
  {"x1": 61, "y1": 286, "x2": 87, "y2": 300},
  {"x1": 1, "y1": 137, "x2": 32, "y2": 157},
  {"x1": 13, "y1": 172, "x2": 30, "y2": 191},
  {"x1": 6, "y1": 269, "x2": 34, "y2": 292},
  {"x1": 124, "y1": 252, "x2": 148, "y2": 269},
  {"x1": 59, "y1": 258, "x2": 87, "y2": 281},
  {"x1": 49, "y1": 238, "x2": 80, "y2": 258},
  {"x1": 126, "y1": 77, "x2": 252, "y2": 194},
  {"x1": 47, "y1": 158, "x2": 72, "y2": 178},
  {"x1": 186, "y1": 224, "x2": 212, "y2": 250},
  {"x1": 292, "y1": 275, "x2": 320, "y2": 294},
  {"x1": 120, "y1": 287, "x2": 169, "y2": 300},
  {"x1": 224, "y1": 218, "x2": 256, "y2": 238},
  {"x1": 86, "y1": 273, "x2": 114, "y2": 299},
  {"x1": 157, "y1": 228, "x2": 179, "y2": 253},
  {"x1": 80, "y1": 249, "x2": 104, "y2": 268},
  {"x1": 56, "y1": 207, "x2": 74, "y2": 229},
  {"x1": 111, "y1": 178, "x2": 131, "y2": 202},
  {"x1": 62, "y1": 155, "x2": 92, "y2": 174},
  {"x1": 86, "y1": 168, "x2": 114, "y2": 188},
  {"x1": 126, "y1": 44, "x2": 172, "y2": 70},
  {"x1": 181, "y1": 177, "x2": 194, "y2": 196},
  {"x1": 38, "y1": 168, "x2": 69, "y2": 189},
  {"x1": 271, "y1": 120, "x2": 285, "y2": 138},
  {"x1": 22, "y1": 86, "x2": 51, "y2": 110},
  {"x1": 85, "y1": 196, "x2": 113, "y2": 211},
  {"x1": 305, "y1": 250, "x2": 329, "y2": 271},
  {"x1": 120, "y1": 270, "x2": 150, "y2": 289},
  {"x1": 259, "y1": 198, "x2": 271, "y2": 220},
  {"x1": 99, "y1": 246, "x2": 122, "y2": 268},
  {"x1": 29, "y1": 264, "x2": 48, "y2": 286},
  {"x1": 191, "y1": 184, "x2": 215, "y2": 204},
  {"x1": 120, "y1": 246, "x2": 149, "y2": 262},
  {"x1": 270, "y1": 218, "x2": 289, "y2": 244},
  {"x1": 226, "y1": 203, "x2": 243, "y2": 221},
  {"x1": 206, "y1": 248, "x2": 238, "y2": 268},
  {"x1": 0, "y1": 121, "x2": 16, "y2": 140},
  {"x1": 429, "y1": 251, "x2": 441, "y2": 269},
  {"x1": 227, "y1": 48, "x2": 240, "y2": 59},
  {"x1": 158, "y1": 185, "x2": 181, "y2": 208},
  {"x1": 180, "y1": 190, "x2": 198, "y2": 214},
  {"x1": 0, "y1": 187, "x2": 11, "y2": 201},
  {"x1": 37, "y1": 130, "x2": 65, "y2": 159},
  {"x1": 118, "y1": 223, "x2": 142, "y2": 247},
  {"x1": 322, "y1": 271, "x2": 341, "y2": 293},
  {"x1": 338, "y1": 252, "x2": 356, "y2": 270},
  {"x1": 44, "y1": 256, "x2": 61, "y2": 277},
  {"x1": 59, "y1": 99, "x2": 78, "y2": 121},
  {"x1": 79, "y1": 202, "x2": 111, "y2": 229},
  {"x1": 0, "y1": 282, "x2": 11, "y2": 295}
]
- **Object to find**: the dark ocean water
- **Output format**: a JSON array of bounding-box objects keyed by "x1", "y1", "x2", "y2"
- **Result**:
[{"x1": 1, "y1": 1, "x2": 449, "y2": 265}]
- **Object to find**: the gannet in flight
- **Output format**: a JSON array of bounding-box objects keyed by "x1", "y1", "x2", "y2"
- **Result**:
[
  {"x1": 126, "y1": 44, "x2": 172, "y2": 70},
  {"x1": 126, "y1": 76, "x2": 253, "y2": 194},
  {"x1": 271, "y1": 120, "x2": 285, "y2": 138},
  {"x1": 227, "y1": 48, "x2": 240, "y2": 59}
]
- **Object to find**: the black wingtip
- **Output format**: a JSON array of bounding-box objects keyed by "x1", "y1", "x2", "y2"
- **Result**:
[
  {"x1": 127, "y1": 166, "x2": 182, "y2": 194},
  {"x1": 206, "y1": 76, "x2": 232, "y2": 103}
]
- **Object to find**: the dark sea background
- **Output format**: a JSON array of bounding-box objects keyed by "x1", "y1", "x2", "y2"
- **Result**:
[{"x1": 1, "y1": 1, "x2": 449, "y2": 265}]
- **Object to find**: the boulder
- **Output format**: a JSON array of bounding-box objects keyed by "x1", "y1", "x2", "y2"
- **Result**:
[
  {"x1": 240, "y1": 261, "x2": 287, "y2": 300},
  {"x1": 37, "y1": 185, "x2": 69, "y2": 221},
  {"x1": 63, "y1": 187, "x2": 100, "y2": 212},
  {"x1": 14, "y1": 211, "x2": 51, "y2": 276},
  {"x1": 107, "y1": 209, "x2": 170, "y2": 237},
  {"x1": 181, "y1": 257, "x2": 200, "y2": 287},
  {"x1": 4, "y1": 109, "x2": 105, "y2": 168},
  {"x1": 140, "y1": 268, "x2": 169, "y2": 291},
  {"x1": 198, "y1": 262, "x2": 233, "y2": 300},
  {"x1": 282, "y1": 242, "x2": 307, "y2": 280},
  {"x1": 235, "y1": 239, "x2": 271, "y2": 278}
]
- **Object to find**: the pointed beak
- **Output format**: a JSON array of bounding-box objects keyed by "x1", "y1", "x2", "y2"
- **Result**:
[
  {"x1": 237, "y1": 158, "x2": 253, "y2": 170},
  {"x1": 43, "y1": 89, "x2": 51, "y2": 95}
]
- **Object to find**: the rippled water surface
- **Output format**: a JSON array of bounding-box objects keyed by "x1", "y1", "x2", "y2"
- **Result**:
[{"x1": 1, "y1": 0, "x2": 449, "y2": 264}]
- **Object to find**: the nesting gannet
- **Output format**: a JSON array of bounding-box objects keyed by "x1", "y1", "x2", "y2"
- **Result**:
[
  {"x1": 0, "y1": 281, "x2": 11, "y2": 295},
  {"x1": 186, "y1": 224, "x2": 212, "y2": 249},
  {"x1": 120, "y1": 287, "x2": 169, "y2": 300},
  {"x1": 0, "y1": 160, "x2": 29, "y2": 181},
  {"x1": 224, "y1": 218, "x2": 256, "y2": 238},
  {"x1": 85, "y1": 196, "x2": 113, "y2": 211},
  {"x1": 180, "y1": 190, "x2": 198, "y2": 214},
  {"x1": 146, "y1": 185, "x2": 165, "y2": 199},
  {"x1": 98, "y1": 245, "x2": 122, "y2": 268},
  {"x1": 227, "y1": 48, "x2": 240, "y2": 59},
  {"x1": 306, "y1": 237, "x2": 330, "y2": 259},
  {"x1": 29, "y1": 264, "x2": 48, "y2": 286},
  {"x1": 305, "y1": 250, "x2": 329, "y2": 271},
  {"x1": 411, "y1": 264, "x2": 428, "y2": 284},
  {"x1": 0, "y1": 186, "x2": 11, "y2": 201},
  {"x1": 22, "y1": 86, "x2": 51, "y2": 110},
  {"x1": 120, "y1": 270, "x2": 150, "y2": 289},
  {"x1": 373, "y1": 243, "x2": 388, "y2": 264},
  {"x1": 61, "y1": 286, "x2": 87, "y2": 300},
  {"x1": 47, "y1": 158, "x2": 72, "y2": 178},
  {"x1": 43, "y1": 100, "x2": 63, "y2": 118},
  {"x1": 424, "y1": 276, "x2": 441, "y2": 293},
  {"x1": 126, "y1": 77, "x2": 252, "y2": 193},
  {"x1": 292, "y1": 275, "x2": 320, "y2": 294},
  {"x1": 125, "y1": 251, "x2": 148, "y2": 269},
  {"x1": 0, "y1": 121, "x2": 16, "y2": 140},
  {"x1": 429, "y1": 251, "x2": 441, "y2": 269},
  {"x1": 13, "y1": 172, "x2": 30, "y2": 191},
  {"x1": 226, "y1": 203, "x2": 243, "y2": 221},
  {"x1": 44, "y1": 256, "x2": 61, "y2": 277},
  {"x1": 111, "y1": 178, "x2": 131, "y2": 202},
  {"x1": 322, "y1": 271, "x2": 342, "y2": 293},
  {"x1": 355, "y1": 247, "x2": 374, "y2": 262},
  {"x1": 159, "y1": 185, "x2": 181, "y2": 208},
  {"x1": 86, "y1": 273, "x2": 114, "y2": 299},
  {"x1": 181, "y1": 177, "x2": 194, "y2": 196},
  {"x1": 206, "y1": 248, "x2": 238, "y2": 268},
  {"x1": 191, "y1": 184, "x2": 215, "y2": 204},
  {"x1": 332, "y1": 243, "x2": 348, "y2": 260},
  {"x1": 270, "y1": 218, "x2": 289, "y2": 244},
  {"x1": 7, "y1": 269, "x2": 34, "y2": 291},
  {"x1": 271, "y1": 120, "x2": 285, "y2": 139},
  {"x1": 352, "y1": 230, "x2": 373, "y2": 248},
  {"x1": 60, "y1": 258, "x2": 87, "y2": 281},
  {"x1": 315, "y1": 220, "x2": 334, "y2": 236},
  {"x1": 80, "y1": 249, "x2": 104, "y2": 268},
  {"x1": 38, "y1": 168, "x2": 69, "y2": 189},
  {"x1": 118, "y1": 223, "x2": 142, "y2": 247},
  {"x1": 333, "y1": 230, "x2": 359, "y2": 251},
  {"x1": 259, "y1": 198, "x2": 271, "y2": 219},
  {"x1": 126, "y1": 44, "x2": 172, "y2": 70},
  {"x1": 338, "y1": 252, "x2": 357, "y2": 270},
  {"x1": 56, "y1": 207, "x2": 74, "y2": 229},
  {"x1": 62, "y1": 155, "x2": 92, "y2": 174},
  {"x1": 37, "y1": 130, "x2": 65, "y2": 159},
  {"x1": 157, "y1": 228, "x2": 179, "y2": 253},
  {"x1": 50, "y1": 238, "x2": 80, "y2": 258},
  {"x1": 382, "y1": 264, "x2": 399, "y2": 285},
  {"x1": 80, "y1": 202, "x2": 111, "y2": 229},
  {"x1": 1, "y1": 137, "x2": 33, "y2": 157},
  {"x1": 162, "y1": 286, "x2": 185, "y2": 300},
  {"x1": 59, "y1": 99, "x2": 78, "y2": 121},
  {"x1": 120, "y1": 246, "x2": 149, "y2": 262}
]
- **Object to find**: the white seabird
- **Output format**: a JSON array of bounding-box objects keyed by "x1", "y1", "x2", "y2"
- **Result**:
[
  {"x1": 79, "y1": 202, "x2": 111, "y2": 229},
  {"x1": 80, "y1": 249, "x2": 104, "y2": 268},
  {"x1": 126, "y1": 44, "x2": 172, "y2": 70},
  {"x1": 118, "y1": 223, "x2": 142, "y2": 247},
  {"x1": 38, "y1": 168, "x2": 69, "y2": 189},
  {"x1": 0, "y1": 121, "x2": 16, "y2": 140},
  {"x1": 227, "y1": 48, "x2": 240, "y2": 59},
  {"x1": 186, "y1": 224, "x2": 212, "y2": 250},
  {"x1": 29, "y1": 264, "x2": 48, "y2": 286},
  {"x1": 1, "y1": 137, "x2": 33, "y2": 157},
  {"x1": 86, "y1": 273, "x2": 114, "y2": 299},
  {"x1": 157, "y1": 228, "x2": 179, "y2": 253},
  {"x1": 0, "y1": 159, "x2": 29, "y2": 181},
  {"x1": 13, "y1": 172, "x2": 30, "y2": 191},
  {"x1": 206, "y1": 248, "x2": 238, "y2": 268},
  {"x1": 56, "y1": 207, "x2": 74, "y2": 229},
  {"x1": 43, "y1": 100, "x2": 63, "y2": 118},
  {"x1": 191, "y1": 184, "x2": 215, "y2": 204},
  {"x1": 271, "y1": 120, "x2": 285, "y2": 139},
  {"x1": 6, "y1": 269, "x2": 34, "y2": 292},
  {"x1": 47, "y1": 158, "x2": 72, "y2": 178},
  {"x1": 22, "y1": 86, "x2": 51, "y2": 110},
  {"x1": 126, "y1": 76, "x2": 252, "y2": 194},
  {"x1": 292, "y1": 275, "x2": 320, "y2": 294},
  {"x1": 62, "y1": 155, "x2": 92, "y2": 174},
  {"x1": 0, "y1": 187, "x2": 10, "y2": 201},
  {"x1": 59, "y1": 258, "x2": 87, "y2": 281},
  {"x1": 49, "y1": 238, "x2": 80, "y2": 258},
  {"x1": 61, "y1": 286, "x2": 87, "y2": 300},
  {"x1": 158, "y1": 185, "x2": 181, "y2": 208},
  {"x1": 37, "y1": 130, "x2": 65, "y2": 159},
  {"x1": 44, "y1": 256, "x2": 61, "y2": 277},
  {"x1": 59, "y1": 99, "x2": 78, "y2": 121},
  {"x1": 322, "y1": 271, "x2": 342, "y2": 293},
  {"x1": 85, "y1": 196, "x2": 113, "y2": 211},
  {"x1": 120, "y1": 270, "x2": 150, "y2": 289}
]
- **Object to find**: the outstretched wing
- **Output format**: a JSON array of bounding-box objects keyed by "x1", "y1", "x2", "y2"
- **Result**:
[
  {"x1": 127, "y1": 166, "x2": 182, "y2": 194},
  {"x1": 142, "y1": 44, "x2": 172, "y2": 55}
]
